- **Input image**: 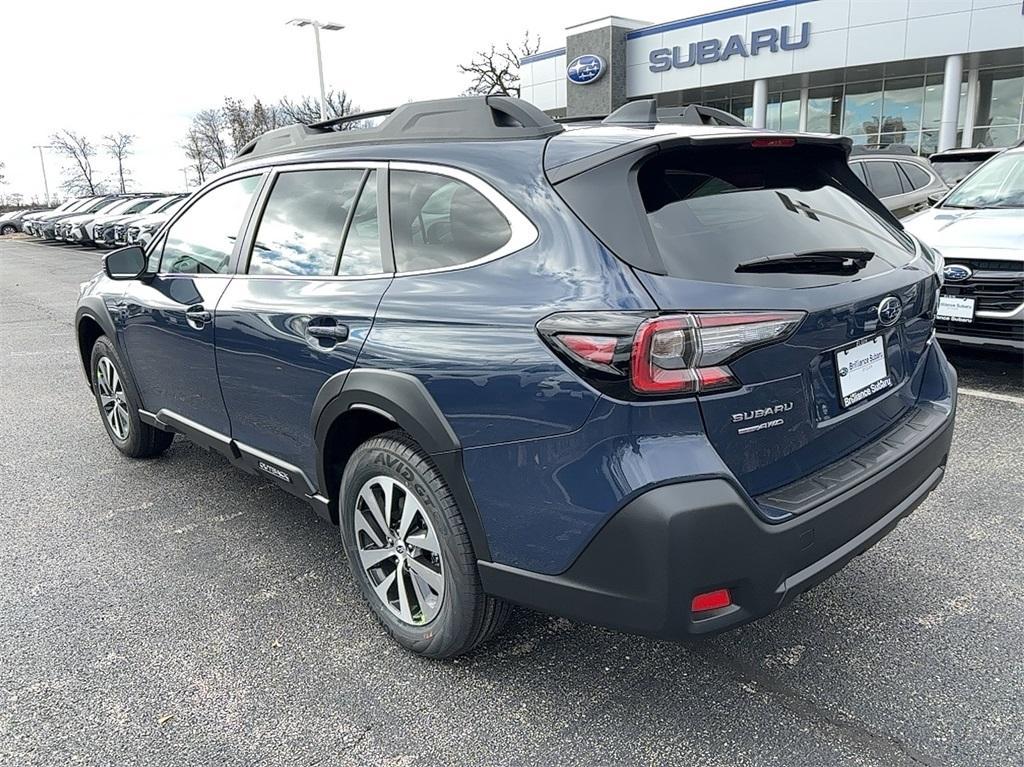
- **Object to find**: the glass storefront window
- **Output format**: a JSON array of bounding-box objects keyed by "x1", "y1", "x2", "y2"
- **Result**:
[
  {"x1": 972, "y1": 65, "x2": 1024, "y2": 148},
  {"x1": 780, "y1": 92, "x2": 800, "y2": 131},
  {"x1": 807, "y1": 84, "x2": 843, "y2": 133},
  {"x1": 764, "y1": 90, "x2": 800, "y2": 132},
  {"x1": 881, "y1": 76, "x2": 924, "y2": 139},
  {"x1": 844, "y1": 80, "x2": 883, "y2": 137}
]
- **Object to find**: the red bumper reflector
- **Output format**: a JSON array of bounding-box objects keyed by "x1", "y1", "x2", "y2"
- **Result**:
[{"x1": 691, "y1": 588, "x2": 732, "y2": 613}]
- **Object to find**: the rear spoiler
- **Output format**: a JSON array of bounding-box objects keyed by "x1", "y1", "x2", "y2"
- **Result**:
[{"x1": 547, "y1": 131, "x2": 898, "y2": 226}]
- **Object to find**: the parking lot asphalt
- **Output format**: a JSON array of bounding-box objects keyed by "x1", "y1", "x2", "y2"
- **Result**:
[{"x1": 1, "y1": 237, "x2": 1022, "y2": 767}]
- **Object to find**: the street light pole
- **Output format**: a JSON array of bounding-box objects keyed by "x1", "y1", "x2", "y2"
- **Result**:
[
  {"x1": 287, "y1": 18, "x2": 345, "y2": 122},
  {"x1": 32, "y1": 145, "x2": 51, "y2": 206}
]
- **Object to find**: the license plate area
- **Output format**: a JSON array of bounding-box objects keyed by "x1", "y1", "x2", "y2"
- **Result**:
[
  {"x1": 835, "y1": 335, "x2": 893, "y2": 409},
  {"x1": 936, "y1": 295, "x2": 975, "y2": 323}
]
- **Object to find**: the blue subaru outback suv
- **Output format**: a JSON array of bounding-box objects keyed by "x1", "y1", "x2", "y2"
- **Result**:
[{"x1": 76, "y1": 96, "x2": 956, "y2": 658}]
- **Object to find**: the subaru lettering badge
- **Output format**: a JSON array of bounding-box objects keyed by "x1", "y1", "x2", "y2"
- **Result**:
[
  {"x1": 877, "y1": 296, "x2": 902, "y2": 327},
  {"x1": 942, "y1": 264, "x2": 972, "y2": 283},
  {"x1": 566, "y1": 54, "x2": 606, "y2": 85}
]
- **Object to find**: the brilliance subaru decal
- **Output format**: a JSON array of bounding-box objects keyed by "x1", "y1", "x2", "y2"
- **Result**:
[
  {"x1": 566, "y1": 54, "x2": 606, "y2": 85},
  {"x1": 942, "y1": 264, "x2": 972, "y2": 283}
]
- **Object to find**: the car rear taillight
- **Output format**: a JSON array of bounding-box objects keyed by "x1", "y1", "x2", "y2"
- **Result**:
[{"x1": 537, "y1": 310, "x2": 804, "y2": 399}]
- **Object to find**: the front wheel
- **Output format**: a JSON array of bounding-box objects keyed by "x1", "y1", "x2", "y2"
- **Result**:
[
  {"x1": 90, "y1": 335, "x2": 173, "y2": 458},
  {"x1": 340, "y1": 431, "x2": 510, "y2": 658}
]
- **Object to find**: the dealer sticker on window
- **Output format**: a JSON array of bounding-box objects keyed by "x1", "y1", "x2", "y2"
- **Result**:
[{"x1": 835, "y1": 335, "x2": 893, "y2": 408}]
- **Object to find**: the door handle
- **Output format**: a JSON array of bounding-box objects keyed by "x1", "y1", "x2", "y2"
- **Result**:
[
  {"x1": 306, "y1": 324, "x2": 349, "y2": 342},
  {"x1": 185, "y1": 305, "x2": 212, "y2": 330}
]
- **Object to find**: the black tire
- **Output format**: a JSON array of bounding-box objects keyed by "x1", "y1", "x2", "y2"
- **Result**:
[
  {"x1": 340, "y1": 430, "x2": 510, "y2": 658},
  {"x1": 0, "y1": 225, "x2": 16, "y2": 235},
  {"x1": 89, "y1": 335, "x2": 174, "y2": 459}
]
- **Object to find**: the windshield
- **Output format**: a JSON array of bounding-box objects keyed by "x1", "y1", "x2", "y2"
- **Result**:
[{"x1": 943, "y1": 152, "x2": 1024, "y2": 208}]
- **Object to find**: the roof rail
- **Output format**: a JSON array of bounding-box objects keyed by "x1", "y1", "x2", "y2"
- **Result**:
[
  {"x1": 599, "y1": 99, "x2": 747, "y2": 128},
  {"x1": 232, "y1": 95, "x2": 563, "y2": 163}
]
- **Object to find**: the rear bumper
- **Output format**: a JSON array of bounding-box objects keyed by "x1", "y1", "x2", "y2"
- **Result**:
[{"x1": 480, "y1": 388, "x2": 955, "y2": 641}]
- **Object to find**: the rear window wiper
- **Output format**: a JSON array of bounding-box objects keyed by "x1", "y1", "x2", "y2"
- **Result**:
[{"x1": 736, "y1": 248, "x2": 875, "y2": 274}]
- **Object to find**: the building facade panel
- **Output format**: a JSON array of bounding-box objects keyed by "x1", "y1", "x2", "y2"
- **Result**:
[{"x1": 520, "y1": 0, "x2": 1023, "y2": 152}]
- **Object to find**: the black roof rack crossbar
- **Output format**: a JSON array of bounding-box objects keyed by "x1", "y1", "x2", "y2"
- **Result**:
[
  {"x1": 308, "y1": 107, "x2": 397, "y2": 131},
  {"x1": 231, "y1": 95, "x2": 564, "y2": 163},
  {"x1": 599, "y1": 99, "x2": 748, "y2": 128}
]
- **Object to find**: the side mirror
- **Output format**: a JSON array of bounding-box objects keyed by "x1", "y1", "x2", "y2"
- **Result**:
[
  {"x1": 927, "y1": 192, "x2": 946, "y2": 207},
  {"x1": 104, "y1": 246, "x2": 148, "y2": 280}
]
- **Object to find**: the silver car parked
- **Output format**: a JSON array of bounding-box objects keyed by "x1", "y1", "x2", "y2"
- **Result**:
[
  {"x1": 849, "y1": 146, "x2": 948, "y2": 219},
  {"x1": 903, "y1": 143, "x2": 1024, "y2": 350}
]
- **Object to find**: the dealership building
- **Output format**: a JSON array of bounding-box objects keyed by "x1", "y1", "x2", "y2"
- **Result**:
[{"x1": 520, "y1": 0, "x2": 1024, "y2": 155}]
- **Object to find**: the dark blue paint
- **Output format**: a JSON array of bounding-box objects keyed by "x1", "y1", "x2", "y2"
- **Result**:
[
  {"x1": 120, "y1": 275, "x2": 233, "y2": 434},
  {"x1": 214, "y1": 276, "x2": 391, "y2": 479},
  {"x1": 80, "y1": 120, "x2": 957, "y2": 577}
]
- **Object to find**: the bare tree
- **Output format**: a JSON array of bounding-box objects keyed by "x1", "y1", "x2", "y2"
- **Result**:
[
  {"x1": 278, "y1": 89, "x2": 355, "y2": 126},
  {"x1": 181, "y1": 128, "x2": 209, "y2": 186},
  {"x1": 0, "y1": 160, "x2": 6, "y2": 186},
  {"x1": 458, "y1": 31, "x2": 541, "y2": 98},
  {"x1": 103, "y1": 133, "x2": 135, "y2": 193},
  {"x1": 50, "y1": 130, "x2": 103, "y2": 195},
  {"x1": 191, "y1": 109, "x2": 231, "y2": 171}
]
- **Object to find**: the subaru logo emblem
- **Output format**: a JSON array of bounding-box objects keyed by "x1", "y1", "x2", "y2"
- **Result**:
[
  {"x1": 942, "y1": 264, "x2": 972, "y2": 283},
  {"x1": 877, "y1": 296, "x2": 902, "y2": 327},
  {"x1": 566, "y1": 54, "x2": 606, "y2": 85}
]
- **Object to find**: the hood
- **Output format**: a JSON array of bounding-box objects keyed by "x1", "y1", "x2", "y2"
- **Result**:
[{"x1": 902, "y1": 207, "x2": 1024, "y2": 258}]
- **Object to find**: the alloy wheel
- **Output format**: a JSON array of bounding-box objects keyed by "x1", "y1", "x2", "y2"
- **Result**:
[
  {"x1": 96, "y1": 356, "x2": 130, "y2": 441},
  {"x1": 354, "y1": 475, "x2": 445, "y2": 625}
]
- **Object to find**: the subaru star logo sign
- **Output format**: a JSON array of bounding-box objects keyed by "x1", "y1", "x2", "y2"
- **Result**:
[
  {"x1": 566, "y1": 54, "x2": 606, "y2": 85},
  {"x1": 942, "y1": 264, "x2": 973, "y2": 283},
  {"x1": 877, "y1": 296, "x2": 903, "y2": 327}
]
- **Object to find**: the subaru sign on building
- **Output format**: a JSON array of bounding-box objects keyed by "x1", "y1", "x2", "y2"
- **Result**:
[
  {"x1": 520, "y1": 0, "x2": 1024, "y2": 155},
  {"x1": 567, "y1": 54, "x2": 606, "y2": 84}
]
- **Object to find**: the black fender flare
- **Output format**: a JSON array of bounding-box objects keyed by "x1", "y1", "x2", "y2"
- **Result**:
[
  {"x1": 312, "y1": 368, "x2": 492, "y2": 561},
  {"x1": 75, "y1": 300, "x2": 119, "y2": 386}
]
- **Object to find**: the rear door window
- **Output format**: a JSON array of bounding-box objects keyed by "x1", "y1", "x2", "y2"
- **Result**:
[
  {"x1": 337, "y1": 171, "x2": 383, "y2": 276},
  {"x1": 634, "y1": 146, "x2": 915, "y2": 284},
  {"x1": 248, "y1": 169, "x2": 364, "y2": 277},
  {"x1": 390, "y1": 170, "x2": 511, "y2": 272},
  {"x1": 864, "y1": 161, "x2": 905, "y2": 198},
  {"x1": 899, "y1": 162, "x2": 931, "y2": 190},
  {"x1": 850, "y1": 162, "x2": 868, "y2": 184}
]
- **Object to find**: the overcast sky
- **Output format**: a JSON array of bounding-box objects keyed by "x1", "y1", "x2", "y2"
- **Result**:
[{"x1": 0, "y1": 0, "x2": 740, "y2": 203}]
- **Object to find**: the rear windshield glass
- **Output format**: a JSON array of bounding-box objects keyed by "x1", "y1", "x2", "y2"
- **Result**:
[
  {"x1": 637, "y1": 147, "x2": 914, "y2": 283},
  {"x1": 931, "y1": 159, "x2": 985, "y2": 186}
]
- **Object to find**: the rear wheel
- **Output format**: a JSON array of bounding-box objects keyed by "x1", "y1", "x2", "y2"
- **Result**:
[
  {"x1": 0, "y1": 225, "x2": 16, "y2": 235},
  {"x1": 89, "y1": 335, "x2": 173, "y2": 458},
  {"x1": 340, "y1": 431, "x2": 510, "y2": 658}
]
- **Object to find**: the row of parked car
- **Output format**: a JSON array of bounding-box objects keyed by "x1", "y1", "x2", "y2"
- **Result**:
[{"x1": 5, "y1": 192, "x2": 189, "y2": 249}]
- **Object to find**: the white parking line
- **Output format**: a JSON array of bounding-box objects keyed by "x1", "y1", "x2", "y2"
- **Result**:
[{"x1": 958, "y1": 387, "x2": 1024, "y2": 405}]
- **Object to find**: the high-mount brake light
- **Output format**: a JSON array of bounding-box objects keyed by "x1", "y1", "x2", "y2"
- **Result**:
[{"x1": 751, "y1": 137, "x2": 796, "y2": 148}]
